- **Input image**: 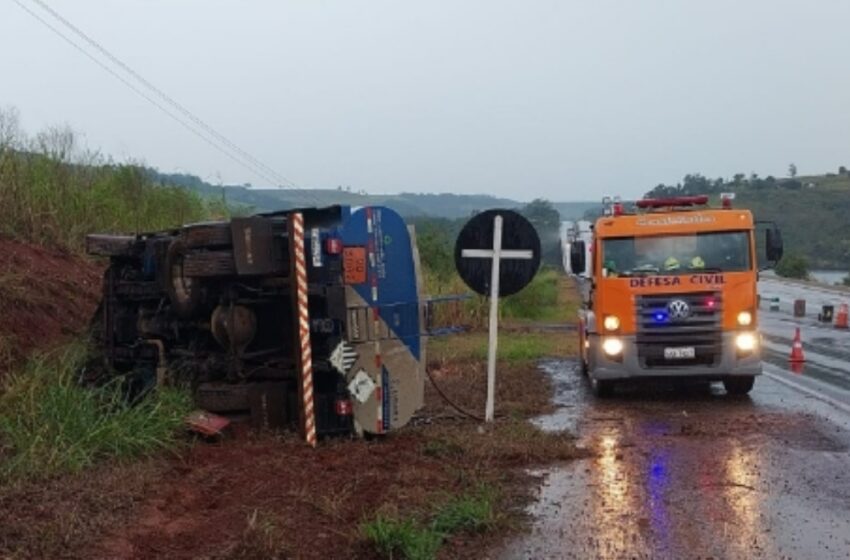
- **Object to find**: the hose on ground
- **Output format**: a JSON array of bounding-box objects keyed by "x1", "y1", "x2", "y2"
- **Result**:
[{"x1": 425, "y1": 366, "x2": 486, "y2": 422}]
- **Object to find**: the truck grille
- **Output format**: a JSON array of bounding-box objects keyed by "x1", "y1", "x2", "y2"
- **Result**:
[{"x1": 635, "y1": 291, "x2": 722, "y2": 368}]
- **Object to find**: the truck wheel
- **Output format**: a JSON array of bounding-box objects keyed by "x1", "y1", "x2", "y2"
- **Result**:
[
  {"x1": 184, "y1": 223, "x2": 232, "y2": 249},
  {"x1": 723, "y1": 376, "x2": 755, "y2": 396},
  {"x1": 165, "y1": 239, "x2": 204, "y2": 318},
  {"x1": 591, "y1": 378, "x2": 615, "y2": 398},
  {"x1": 578, "y1": 327, "x2": 589, "y2": 376}
]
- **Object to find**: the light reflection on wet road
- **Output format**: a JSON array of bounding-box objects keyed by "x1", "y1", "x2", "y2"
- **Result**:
[{"x1": 501, "y1": 360, "x2": 850, "y2": 560}]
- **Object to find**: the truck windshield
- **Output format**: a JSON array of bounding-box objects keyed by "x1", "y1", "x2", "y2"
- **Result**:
[{"x1": 602, "y1": 231, "x2": 751, "y2": 276}]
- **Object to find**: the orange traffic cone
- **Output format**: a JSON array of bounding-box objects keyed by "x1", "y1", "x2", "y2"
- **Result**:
[
  {"x1": 790, "y1": 361, "x2": 804, "y2": 375},
  {"x1": 836, "y1": 304, "x2": 849, "y2": 329},
  {"x1": 789, "y1": 327, "x2": 805, "y2": 363}
]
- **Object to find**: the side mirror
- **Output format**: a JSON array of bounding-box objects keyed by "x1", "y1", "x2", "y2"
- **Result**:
[
  {"x1": 766, "y1": 227, "x2": 784, "y2": 263},
  {"x1": 570, "y1": 240, "x2": 586, "y2": 275}
]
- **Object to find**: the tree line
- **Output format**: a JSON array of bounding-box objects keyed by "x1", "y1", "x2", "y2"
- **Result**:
[{"x1": 644, "y1": 166, "x2": 850, "y2": 199}]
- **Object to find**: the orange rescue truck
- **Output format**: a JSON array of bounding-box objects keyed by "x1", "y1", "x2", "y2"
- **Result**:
[{"x1": 569, "y1": 194, "x2": 784, "y2": 397}]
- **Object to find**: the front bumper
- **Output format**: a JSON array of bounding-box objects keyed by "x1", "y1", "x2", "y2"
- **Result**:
[{"x1": 588, "y1": 331, "x2": 762, "y2": 381}]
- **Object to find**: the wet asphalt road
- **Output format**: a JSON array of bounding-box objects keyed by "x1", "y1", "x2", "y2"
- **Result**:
[{"x1": 501, "y1": 278, "x2": 850, "y2": 560}]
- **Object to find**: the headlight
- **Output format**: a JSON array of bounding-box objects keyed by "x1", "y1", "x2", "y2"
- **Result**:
[
  {"x1": 602, "y1": 337, "x2": 624, "y2": 356},
  {"x1": 603, "y1": 315, "x2": 620, "y2": 331},
  {"x1": 737, "y1": 311, "x2": 753, "y2": 326},
  {"x1": 735, "y1": 332, "x2": 757, "y2": 352}
]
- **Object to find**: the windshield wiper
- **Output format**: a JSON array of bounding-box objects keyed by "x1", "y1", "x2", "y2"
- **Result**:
[{"x1": 618, "y1": 268, "x2": 658, "y2": 277}]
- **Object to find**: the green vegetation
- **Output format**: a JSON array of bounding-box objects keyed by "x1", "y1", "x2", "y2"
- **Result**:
[
  {"x1": 775, "y1": 253, "x2": 810, "y2": 280},
  {"x1": 361, "y1": 487, "x2": 496, "y2": 560},
  {"x1": 414, "y1": 209, "x2": 575, "y2": 329},
  {"x1": 361, "y1": 516, "x2": 442, "y2": 560},
  {"x1": 431, "y1": 488, "x2": 497, "y2": 534},
  {"x1": 431, "y1": 331, "x2": 569, "y2": 363},
  {"x1": 0, "y1": 107, "x2": 241, "y2": 252},
  {"x1": 644, "y1": 168, "x2": 850, "y2": 269},
  {"x1": 502, "y1": 268, "x2": 568, "y2": 322},
  {"x1": 0, "y1": 343, "x2": 192, "y2": 480}
]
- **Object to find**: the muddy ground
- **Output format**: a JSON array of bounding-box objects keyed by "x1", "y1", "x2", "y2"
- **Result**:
[
  {"x1": 0, "y1": 241, "x2": 585, "y2": 559},
  {"x1": 0, "y1": 331, "x2": 584, "y2": 560},
  {"x1": 0, "y1": 238, "x2": 101, "y2": 373}
]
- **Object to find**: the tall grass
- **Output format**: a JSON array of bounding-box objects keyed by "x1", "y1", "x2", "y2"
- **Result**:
[
  {"x1": 424, "y1": 264, "x2": 571, "y2": 331},
  {"x1": 0, "y1": 343, "x2": 192, "y2": 481},
  {"x1": 501, "y1": 268, "x2": 564, "y2": 322},
  {"x1": 0, "y1": 107, "x2": 233, "y2": 251}
]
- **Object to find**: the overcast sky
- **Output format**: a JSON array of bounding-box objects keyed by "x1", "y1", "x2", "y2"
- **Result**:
[{"x1": 2, "y1": 1, "x2": 849, "y2": 201}]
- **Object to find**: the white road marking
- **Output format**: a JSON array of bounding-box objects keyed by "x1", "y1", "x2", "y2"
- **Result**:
[
  {"x1": 762, "y1": 363, "x2": 850, "y2": 416},
  {"x1": 761, "y1": 339, "x2": 850, "y2": 373}
]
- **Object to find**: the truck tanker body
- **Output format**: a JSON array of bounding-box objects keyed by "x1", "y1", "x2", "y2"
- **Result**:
[{"x1": 86, "y1": 205, "x2": 426, "y2": 437}]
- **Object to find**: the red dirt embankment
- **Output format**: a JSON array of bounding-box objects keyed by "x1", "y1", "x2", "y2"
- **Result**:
[{"x1": 0, "y1": 238, "x2": 102, "y2": 373}]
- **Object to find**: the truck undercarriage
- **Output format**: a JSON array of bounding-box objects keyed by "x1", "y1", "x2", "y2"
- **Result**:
[{"x1": 86, "y1": 206, "x2": 426, "y2": 438}]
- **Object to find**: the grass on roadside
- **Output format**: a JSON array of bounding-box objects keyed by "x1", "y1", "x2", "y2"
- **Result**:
[
  {"x1": 361, "y1": 486, "x2": 497, "y2": 560},
  {"x1": 0, "y1": 342, "x2": 192, "y2": 481},
  {"x1": 429, "y1": 330, "x2": 575, "y2": 364},
  {"x1": 501, "y1": 268, "x2": 571, "y2": 322},
  {"x1": 426, "y1": 266, "x2": 580, "y2": 331}
]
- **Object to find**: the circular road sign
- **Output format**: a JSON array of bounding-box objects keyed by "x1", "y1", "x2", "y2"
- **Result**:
[{"x1": 454, "y1": 209, "x2": 541, "y2": 297}]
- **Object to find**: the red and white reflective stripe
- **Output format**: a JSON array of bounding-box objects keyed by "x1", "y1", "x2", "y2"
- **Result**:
[
  {"x1": 292, "y1": 212, "x2": 316, "y2": 447},
  {"x1": 375, "y1": 385, "x2": 383, "y2": 434}
]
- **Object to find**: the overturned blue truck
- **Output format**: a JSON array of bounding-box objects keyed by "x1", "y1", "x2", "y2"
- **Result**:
[{"x1": 86, "y1": 206, "x2": 427, "y2": 439}]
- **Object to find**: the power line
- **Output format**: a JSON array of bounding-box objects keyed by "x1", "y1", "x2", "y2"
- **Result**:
[
  {"x1": 12, "y1": 0, "x2": 322, "y2": 204},
  {"x1": 9, "y1": 0, "x2": 280, "y2": 186},
  {"x1": 27, "y1": 0, "x2": 301, "y2": 192}
]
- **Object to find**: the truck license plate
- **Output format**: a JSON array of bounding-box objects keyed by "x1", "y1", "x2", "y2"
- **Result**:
[{"x1": 664, "y1": 347, "x2": 695, "y2": 360}]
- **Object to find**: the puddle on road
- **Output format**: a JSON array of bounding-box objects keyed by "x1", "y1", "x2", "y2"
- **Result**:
[
  {"x1": 530, "y1": 359, "x2": 583, "y2": 433},
  {"x1": 500, "y1": 358, "x2": 850, "y2": 559}
]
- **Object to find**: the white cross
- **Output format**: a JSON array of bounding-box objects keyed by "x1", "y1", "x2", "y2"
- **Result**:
[{"x1": 460, "y1": 214, "x2": 534, "y2": 422}]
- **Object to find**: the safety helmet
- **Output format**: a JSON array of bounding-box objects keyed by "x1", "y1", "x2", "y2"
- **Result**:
[
  {"x1": 690, "y1": 256, "x2": 705, "y2": 269},
  {"x1": 664, "y1": 256, "x2": 680, "y2": 271}
]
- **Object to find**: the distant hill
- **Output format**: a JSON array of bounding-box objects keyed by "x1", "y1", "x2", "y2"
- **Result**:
[
  {"x1": 645, "y1": 168, "x2": 850, "y2": 270},
  {"x1": 150, "y1": 170, "x2": 599, "y2": 221}
]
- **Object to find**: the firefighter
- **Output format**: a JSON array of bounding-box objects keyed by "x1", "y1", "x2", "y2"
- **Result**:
[
  {"x1": 664, "y1": 256, "x2": 681, "y2": 271},
  {"x1": 690, "y1": 255, "x2": 706, "y2": 270}
]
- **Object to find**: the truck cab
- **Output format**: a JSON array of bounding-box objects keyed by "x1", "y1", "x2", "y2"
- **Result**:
[{"x1": 571, "y1": 195, "x2": 783, "y2": 397}]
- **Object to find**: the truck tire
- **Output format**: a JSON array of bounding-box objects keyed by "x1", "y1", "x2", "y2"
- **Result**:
[
  {"x1": 591, "y1": 378, "x2": 615, "y2": 398},
  {"x1": 183, "y1": 223, "x2": 232, "y2": 249},
  {"x1": 578, "y1": 321, "x2": 590, "y2": 376},
  {"x1": 579, "y1": 356, "x2": 589, "y2": 376},
  {"x1": 165, "y1": 239, "x2": 204, "y2": 318},
  {"x1": 182, "y1": 250, "x2": 237, "y2": 277},
  {"x1": 723, "y1": 376, "x2": 755, "y2": 396}
]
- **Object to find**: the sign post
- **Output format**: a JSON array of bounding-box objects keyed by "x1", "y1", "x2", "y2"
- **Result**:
[{"x1": 455, "y1": 210, "x2": 540, "y2": 422}]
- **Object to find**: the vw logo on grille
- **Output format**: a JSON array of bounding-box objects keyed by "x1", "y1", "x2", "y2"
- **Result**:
[{"x1": 667, "y1": 299, "x2": 691, "y2": 320}]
